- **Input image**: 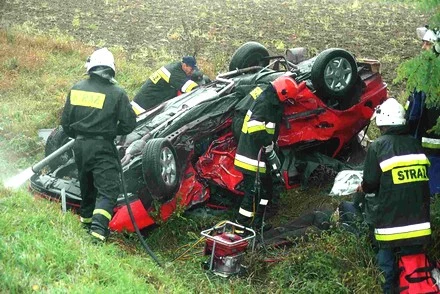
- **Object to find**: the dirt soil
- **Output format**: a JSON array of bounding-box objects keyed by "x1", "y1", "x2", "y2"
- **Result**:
[
  {"x1": 0, "y1": 0, "x2": 430, "y2": 96},
  {"x1": 0, "y1": 0, "x2": 432, "y2": 214}
]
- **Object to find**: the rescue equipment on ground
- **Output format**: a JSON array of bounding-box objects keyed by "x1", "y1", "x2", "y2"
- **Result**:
[
  {"x1": 398, "y1": 253, "x2": 440, "y2": 293},
  {"x1": 201, "y1": 221, "x2": 255, "y2": 277}
]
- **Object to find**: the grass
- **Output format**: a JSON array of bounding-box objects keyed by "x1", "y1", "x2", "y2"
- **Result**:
[
  {"x1": 0, "y1": 3, "x2": 439, "y2": 291},
  {"x1": 0, "y1": 188, "x2": 190, "y2": 293},
  {"x1": 0, "y1": 187, "x2": 385, "y2": 293}
]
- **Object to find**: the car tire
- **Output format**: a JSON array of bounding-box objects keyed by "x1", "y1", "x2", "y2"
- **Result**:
[
  {"x1": 229, "y1": 41, "x2": 270, "y2": 71},
  {"x1": 311, "y1": 48, "x2": 358, "y2": 99},
  {"x1": 141, "y1": 138, "x2": 179, "y2": 202},
  {"x1": 44, "y1": 125, "x2": 73, "y2": 171}
]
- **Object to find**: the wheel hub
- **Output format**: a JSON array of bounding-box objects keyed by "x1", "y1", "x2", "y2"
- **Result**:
[
  {"x1": 324, "y1": 57, "x2": 352, "y2": 92},
  {"x1": 160, "y1": 147, "x2": 177, "y2": 187}
]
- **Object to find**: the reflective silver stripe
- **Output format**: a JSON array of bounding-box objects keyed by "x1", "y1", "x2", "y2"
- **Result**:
[
  {"x1": 247, "y1": 120, "x2": 265, "y2": 128},
  {"x1": 80, "y1": 217, "x2": 92, "y2": 224},
  {"x1": 374, "y1": 222, "x2": 430, "y2": 235},
  {"x1": 130, "y1": 101, "x2": 146, "y2": 115},
  {"x1": 235, "y1": 154, "x2": 266, "y2": 168},
  {"x1": 158, "y1": 66, "x2": 171, "y2": 83},
  {"x1": 239, "y1": 207, "x2": 254, "y2": 217},
  {"x1": 380, "y1": 153, "x2": 430, "y2": 172},
  {"x1": 90, "y1": 231, "x2": 106, "y2": 241},
  {"x1": 266, "y1": 122, "x2": 275, "y2": 134},
  {"x1": 181, "y1": 80, "x2": 198, "y2": 93},
  {"x1": 259, "y1": 199, "x2": 268, "y2": 205},
  {"x1": 266, "y1": 122, "x2": 275, "y2": 129},
  {"x1": 422, "y1": 137, "x2": 440, "y2": 149}
]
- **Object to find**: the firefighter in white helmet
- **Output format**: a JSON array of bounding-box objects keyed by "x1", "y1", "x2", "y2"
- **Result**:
[
  {"x1": 61, "y1": 48, "x2": 137, "y2": 242},
  {"x1": 405, "y1": 26, "x2": 440, "y2": 197},
  {"x1": 358, "y1": 98, "x2": 431, "y2": 293},
  {"x1": 416, "y1": 25, "x2": 440, "y2": 53}
]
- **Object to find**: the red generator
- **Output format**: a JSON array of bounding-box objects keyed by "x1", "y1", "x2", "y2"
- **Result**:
[{"x1": 201, "y1": 221, "x2": 256, "y2": 277}]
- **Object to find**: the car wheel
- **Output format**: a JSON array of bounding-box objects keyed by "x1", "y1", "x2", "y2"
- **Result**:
[
  {"x1": 141, "y1": 138, "x2": 179, "y2": 202},
  {"x1": 229, "y1": 41, "x2": 270, "y2": 71},
  {"x1": 311, "y1": 48, "x2": 358, "y2": 99},
  {"x1": 44, "y1": 125, "x2": 73, "y2": 171}
]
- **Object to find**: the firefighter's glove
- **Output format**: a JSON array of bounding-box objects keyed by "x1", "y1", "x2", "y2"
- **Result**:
[{"x1": 264, "y1": 141, "x2": 275, "y2": 153}]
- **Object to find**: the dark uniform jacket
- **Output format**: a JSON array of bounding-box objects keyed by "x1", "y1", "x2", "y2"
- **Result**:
[
  {"x1": 362, "y1": 125, "x2": 431, "y2": 248},
  {"x1": 232, "y1": 84, "x2": 268, "y2": 139},
  {"x1": 61, "y1": 74, "x2": 136, "y2": 139},
  {"x1": 406, "y1": 90, "x2": 440, "y2": 154},
  {"x1": 133, "y1": 61, "x2": 198, "y2": 111},
  {"x1": 234, "y1": 85, "x2": 283, "y2": 176}
]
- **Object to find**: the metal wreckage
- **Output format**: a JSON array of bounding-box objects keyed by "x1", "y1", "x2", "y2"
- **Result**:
[{"x1": 29, "y1": 42, "x2": 387, "y2": 233}]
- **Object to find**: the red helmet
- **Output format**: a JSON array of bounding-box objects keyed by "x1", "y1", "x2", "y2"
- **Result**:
[{"x1": 271, "y1": 76, "x2": 300, "y2": 102}]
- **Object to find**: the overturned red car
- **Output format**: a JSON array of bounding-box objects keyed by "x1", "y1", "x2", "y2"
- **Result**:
[{"x1": 30, "y1": 42, "x2": 387, "y2": 232}]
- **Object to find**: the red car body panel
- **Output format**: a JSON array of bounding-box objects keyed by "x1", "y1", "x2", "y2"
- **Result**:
[{"x1": 110, "y1": 72, "x2": 387, "y2": 233}]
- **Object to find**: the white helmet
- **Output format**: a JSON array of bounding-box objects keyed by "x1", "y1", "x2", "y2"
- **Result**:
[
  {"x1": 416, "y1": 26, "x2": 439, "y2": 43},
  {"x1": 373, "y1": 98, "x2": 406, "y2": 127},
  {"x1": 423, "y1": 29, "x2": 438, "y2": 43},
  {"x1": 86, "y1": 48, "x2": 115, "y2": 73}
]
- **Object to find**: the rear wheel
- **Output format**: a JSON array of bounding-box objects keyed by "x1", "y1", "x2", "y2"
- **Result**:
[
  {"x1": 311, "y1": 48, "x2": 358, "y2": 99},
  {"x1": 141, "y1": 138, "x2": 179, "y2": 203},
  {"x1": 44, "y1": 125, "x2": 73, "y2": 171},
  {"x1": 229, "y1": 42, "x2": 270, "y2": 71}
]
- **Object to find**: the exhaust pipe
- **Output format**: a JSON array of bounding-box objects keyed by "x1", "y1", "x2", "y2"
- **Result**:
[{"x1": 32, "y1": 139, "x2": 75, "y2": 173}]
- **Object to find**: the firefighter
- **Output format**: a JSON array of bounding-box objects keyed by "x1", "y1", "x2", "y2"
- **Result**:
[
  {"x1": 234, "y1": 76, "x2": 298, "y2": 229},
  {"x1": 358, "y1": 98, "x2": 431, "y2": 293},
  {"x1": 406, "y1": 26, "x2": 440, "y2": 196},
  {"x1": 61, "y1": 48, "x2": 137, "y2": 242},
  {"x1": 417, "y1": 25, "x2": 440, "y2": 54},
  {"x1": 131, "y1": 56, "x2": 200, "y2": 115},
  {"x1": 232, "y1": 84, "x2": 270, "y2": 140}
]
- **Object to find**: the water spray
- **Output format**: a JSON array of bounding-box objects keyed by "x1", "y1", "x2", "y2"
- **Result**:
[
  {"x1": 3, "y1": 139, "x2": 74, "y2": 190},
  {"x1": 3, "y1": 167, "x2": 35, "y2": 190}
]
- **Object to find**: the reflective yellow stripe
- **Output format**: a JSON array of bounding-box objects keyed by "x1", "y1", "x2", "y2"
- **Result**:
[
  {"x1": 157, "y1": 67, "x2": 171, "y2": 83},
  {"x1": 249, "y1": 86, "x2": 263, "y2": 99},
  {"x1": 248, "y1": 123, "x2": 266, "y2": 133},
  {"x1": 130, "y1": 101, "x2": 146, "y2": 115},
  {"x1": 380, "y1": 154, "x2": 430, "y2": 172},
  {"x1": 375, "y1": 222, "x2": 430, "y2": 234},
  {"x1": 80, "y1": 217, "x2": 92, "y2": 224},
  {"x1": 90, "y1": 231, "x2": 106, "y2": 241},
  {"x1": 93, "y1": 209, "x2": 112, "y2": 220},
  {"x1": 245, "y1": 120, "x2": 275, "y2": 134},
  {"x1": 70, "y1": 90, "x2": 106, "y2": 109},
  {"x1": 149, "y1": 66, "x2": 171, "y2": 84},
  {"x1": 241, "y1": 111, "x2": 252, "y2": 133},
  {"x1": 404, "y1": 100, "x2": 410, "y2": 110},
  {"x1": 391, "y1": 165, "x2": 429, "y2": 184},
  {"x1": 375, "y1": 229, "x2": 431, "y2": 241},
  {"x1": 266, "y1": 122, "x2": 275, "y2": 135},
  {"x1": 234, "y1": 155, "x2": 266, "y2": 173},
  {"x1": 239, "y1": 207, "x2": 254, "y2": 218},
  {"x1": 422, "y1": 137, "x2": 440, "y2": 149},
  {"x1": 235, "y1": 154, "x2": 266, "y2": 168},
  {"x1": 181, "y1": 80, "x2": 198, "y2": 92},
  {"x1": 375, "y1": 222, "x2": 431, "y2": 241}
]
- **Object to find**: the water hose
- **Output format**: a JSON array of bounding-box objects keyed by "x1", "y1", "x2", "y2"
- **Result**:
[{"x1": 115, "y1": 146, "x2": 162, "y2": 267}]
